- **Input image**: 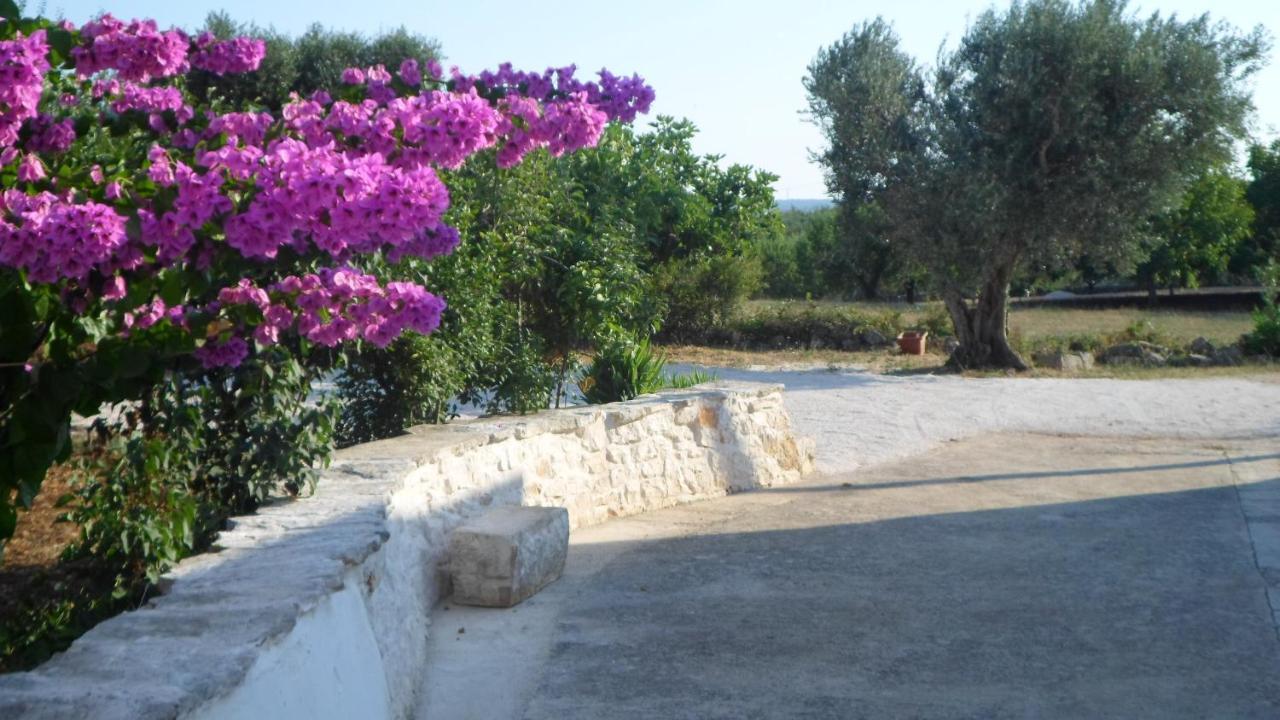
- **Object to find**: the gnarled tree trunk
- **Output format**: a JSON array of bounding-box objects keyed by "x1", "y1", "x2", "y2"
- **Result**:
[{"x1": 943, "y1": 262, "x2": 1028, "y2": 370}]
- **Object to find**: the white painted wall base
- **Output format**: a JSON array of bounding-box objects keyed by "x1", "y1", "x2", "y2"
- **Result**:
[{"x1": 185, "y1": 568, "x2": 392, "y2": 720}]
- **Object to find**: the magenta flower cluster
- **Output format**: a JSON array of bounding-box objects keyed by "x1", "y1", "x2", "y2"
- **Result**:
[
  {"x1": 0, "y1": 190, "x2": 131, "y2": 284},
  {"x1": 466, "y1": 63, "x2": 655, "y2": 123},
  {"x1": 123, "y1": 296, "x2": 184, "y2": 333},
  {"x1": 205, "y1": 111, "x2": 274, "y2": 146},
  {"x1": 72, "y1": 15, "x2": 190, "y2": 82},
  {"x1": 221, "y1": 139, "x2": 453, "y2": 261},
  {"x1": 25, "y1": 114, "x2": 77, "y2": 154},
  {"x1": 214, "y1": 269, "x2": 446, "y2": 354},
  {"x1": 0, "y1": 31, "x2": 51, "y2": 147},
  {"x1": 190, "y1": 32, "x2": 267, "y2": 76},
  {"x1": 111, "y1": 83, "x2": 190, "y2": 115},
  {"x1": 0, "y1": 13, "x2": 653, "y2": 369}
]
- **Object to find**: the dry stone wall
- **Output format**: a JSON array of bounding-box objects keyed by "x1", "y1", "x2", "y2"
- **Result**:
[{"x1": 0, "y1": 381, "x2": 813, "y2": 720}]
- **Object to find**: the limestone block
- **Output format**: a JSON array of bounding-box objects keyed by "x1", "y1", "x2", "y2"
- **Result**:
[
  {"x1": 448, "y1": 506, "x2": 569, "y2": 608},
  {"x1": 1033, "y1": 350, "x2": 1096, "y2": 372}
]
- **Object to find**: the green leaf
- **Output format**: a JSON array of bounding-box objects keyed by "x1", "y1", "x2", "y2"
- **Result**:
[
  {"x1": 0, "y1": 1, "x2": 20, "y2": 24},
  {"x1": 158, "y1": 270, "x2": 188, "y2": 306},
  {"x1": 45, "y1": 27, "x2": 75, "y2": 67}
]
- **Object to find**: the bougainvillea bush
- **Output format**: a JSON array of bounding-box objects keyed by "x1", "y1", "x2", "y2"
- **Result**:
[{"x1": 0, "y1": 2, "x2": 653, "y2": 548}]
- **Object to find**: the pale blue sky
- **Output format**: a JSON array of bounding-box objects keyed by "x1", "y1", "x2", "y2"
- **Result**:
[{"x1": 46, "y1": 0, "x2": 1280, "y2": 199}]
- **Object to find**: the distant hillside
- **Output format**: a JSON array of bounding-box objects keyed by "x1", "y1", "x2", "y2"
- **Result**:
[{"x1": 775, "y1": 198, "x2": 834, "y2": 212}]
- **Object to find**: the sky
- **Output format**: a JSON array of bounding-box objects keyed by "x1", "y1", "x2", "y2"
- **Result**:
[{"x1": 46, "y1": 0, "x2": 1280, "y2": 200}]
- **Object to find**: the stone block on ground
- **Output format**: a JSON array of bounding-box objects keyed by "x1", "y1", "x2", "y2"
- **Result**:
[
  {"x1": 1099, "y1": 341, "x2": 1167, "y2": 367},
  {"x1": 449, "y1": 506, "x2": 569, "y2": 608},
  {"x1": 1212, "y1": 345, "x2": 1245, "y2": 367},
  {"x1": 1033, "y1": 350, "x2": 1095, "y2": 372},
  {"x1": 1188, "y1": 336, "x2": 1216, "y2": 356},
  {"x1": 1186, "y1": 353, "x2": 1214, "y2": 367}
]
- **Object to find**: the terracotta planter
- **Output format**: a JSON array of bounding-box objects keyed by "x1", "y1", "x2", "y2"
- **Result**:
[{"x1": 897, "y1": 330, "x2": 928, "y2": 355}]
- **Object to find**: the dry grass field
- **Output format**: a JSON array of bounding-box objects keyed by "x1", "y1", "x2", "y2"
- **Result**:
[{"x1": 664, "y1": 300, "x2": 1272, "y2": 380}]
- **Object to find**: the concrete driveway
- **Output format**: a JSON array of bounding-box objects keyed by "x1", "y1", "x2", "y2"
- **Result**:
[{"x1": 420, "y1": 433, "x2": 1280, "y2": 719}]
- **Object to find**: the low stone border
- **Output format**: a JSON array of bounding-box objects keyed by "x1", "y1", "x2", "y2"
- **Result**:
[{"x1": 0, "y1": 381, "x2": 813, "y2": 719}]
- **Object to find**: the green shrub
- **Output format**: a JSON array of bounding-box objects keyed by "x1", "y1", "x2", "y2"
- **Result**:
[
  {"x1": 918, "y1": 303, "x2": 954, "y2": 339},
  {"x1": 4, "y1": 353, "x2": 334, "y2": 670},
  {"x1": 1105, "y1": 319, "x2": 1179, "y2": 349},
  {"x1": 484, "y1": 329, "x2": 562, "y2": 414},
  {"x1": 665, "y1": 369, "x2": 719, "y2": 389},
  {"x1": 336, "y1": 333, "x2": 474, "y2": 447},
  {"x1": 654, "y1": 254, "x2": 764, "y2": 341},
  {"x1": 715, "y1": 301, "x2": 905, "y2": 348},
  {"x1": 1244, "y1": 264, "x2": 1280, "y2": 356},
  {"x1": 579, "y1": 337, "x2": 668, "y2": 404},
  {"x1": 1014, "y1": 332, "x2": 1106, "y2": 358},
  {"x1": 1243, "y1": 306, "x2": 1280, "y2": 356},
  {"x1": 67, "y1": 436, "x2": 201, "y2": 584},
  {"x1": 182, "y1": 351, "x2": 335, "y2": 516},
  {"x1": 67, "y1": 350, "x2": 334, "y2": 572},
  {"x1": 757, "y1": 236, "x2": 806, "y2": 298}
]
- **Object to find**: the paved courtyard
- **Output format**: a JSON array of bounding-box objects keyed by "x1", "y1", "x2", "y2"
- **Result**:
[{"x1": 422, "y1": 429, "x2": 1280, "y2": 718}]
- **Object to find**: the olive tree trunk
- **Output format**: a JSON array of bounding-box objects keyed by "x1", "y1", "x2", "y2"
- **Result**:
[{"x1": 943, "y1": 261, "x2": 1028, "y2": 370}]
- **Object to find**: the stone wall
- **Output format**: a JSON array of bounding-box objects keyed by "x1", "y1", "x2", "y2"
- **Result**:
[{"x1": 0, "y1": 382, "x2": 813, "y2": 720}]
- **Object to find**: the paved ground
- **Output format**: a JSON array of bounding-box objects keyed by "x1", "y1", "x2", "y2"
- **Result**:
[
  {"x1": 420, "y1": 433, "x2": 1280, "y2": 719},
  {"x1": 667, "y1": 366, "x2": 1280, "y2": 473}
]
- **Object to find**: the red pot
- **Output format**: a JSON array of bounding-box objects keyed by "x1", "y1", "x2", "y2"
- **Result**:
[{"x1": 897, "y1": 331, "x2": 928, "y2": 355}]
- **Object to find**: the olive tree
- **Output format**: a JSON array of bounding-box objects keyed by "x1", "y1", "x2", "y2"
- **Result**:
[{"x1": 807, "y1": 1, "x2": 1266, "y2": 368}]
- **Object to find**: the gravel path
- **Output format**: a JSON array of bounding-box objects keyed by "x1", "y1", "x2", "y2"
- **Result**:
[{"x1": 673, "y1": 365, "x2": 1280, "y2": 472}]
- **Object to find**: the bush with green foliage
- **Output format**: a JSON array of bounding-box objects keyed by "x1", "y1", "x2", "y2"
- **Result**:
[
  {"x1": 701, "y1": 301, "x2": 917, "y2": 350},
  {"x1": 1244, "y1": 264, "x2": 1280, "y2": 357},
  {"x1": 335, "y1": 334, "x2": 463, "y2": 446},
  {"x1": 0, "y1": 565, "x2": 138, "y2": 673},
  {"x1": 69, "y1": 348, "x2": 335, "y2": 579},
  {"x1": 653, "y1": 254, "x2": 764, "y2": 341},
  {"x1": 67, "y1": 435, "x2": 200, "y2": 586},
  {"x1": 1239, "y1": 141, "x2": 1280, "y2": 278},
  {"x1": 665, "y1": 369, "x2": 719, "y2": 389},
  {"x1": 1139, "y1": 168, "x2": 1255, "y2": 295},
  {"x1": 578, "y1": 337, "x2": 718, "y2": 403},
  {"x1": 0, "y1": 348, "x2": 339, "y2": 670},
  {"x1": 579, "y1": 336, "x2": 668, "y2": 404},
  {"x1": 760, "y1": 208, "x2": 833, "y2": 298}
]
